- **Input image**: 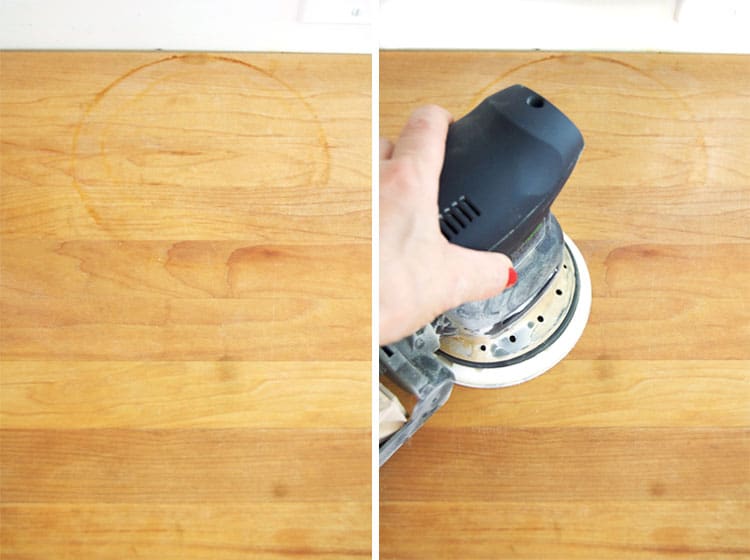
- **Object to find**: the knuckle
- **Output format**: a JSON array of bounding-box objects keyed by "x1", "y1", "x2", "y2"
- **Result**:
[
  {"x1": 383, "y1": 158, "x2": 419, "y2": 190},
  {"x1": 409, "y1": 104, "x2": 448, "y2": 132}
]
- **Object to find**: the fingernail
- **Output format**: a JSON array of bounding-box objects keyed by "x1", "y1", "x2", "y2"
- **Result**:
[{"x1": 506, "y1": 267, "x2": 517, "y2": 288}]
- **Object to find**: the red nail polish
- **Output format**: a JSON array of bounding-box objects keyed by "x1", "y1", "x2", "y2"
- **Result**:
[{"x1": 506, "y1": 267, "x2": 517, "y2": 288}]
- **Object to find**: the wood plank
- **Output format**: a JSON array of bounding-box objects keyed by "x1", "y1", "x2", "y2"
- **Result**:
[
  {"x1": 427, "y1": 361, "x2": 749, "y2": 428},
  {"x1": 578, "y1": 242, "x2": 750, "y2": 300},
  {"x1": 380, "y1": 428, "x2": 748, "y2": 502},
  {"x1": 0, "y1": 295, "x2": 369, "y2": 360},
  {"x1": 1, "y1": 503, "x2": 370, "y2": 559},
  {"x1": 1, "y1": 428, "x2": 370, "y2": 503},
  {"x1": 0, "y1": 240, "x2": 369, "y2": 299},
  {"x1": 572, "y1": 297, "x2": 750, "y2": 360},
  {"x1": 380, "y1": 502, "x2": 749, "y2": 559},
  {"x1": 0, "y1": 361, "x2": 369, "y2": 429}
]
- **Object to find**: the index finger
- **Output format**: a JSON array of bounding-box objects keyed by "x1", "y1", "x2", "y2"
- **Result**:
[{"x1": 391, "y1": 105, "x2": 452, "y2": 169}]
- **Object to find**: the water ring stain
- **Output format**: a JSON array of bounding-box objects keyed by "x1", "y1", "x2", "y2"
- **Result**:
[{"x1": 71, "y1": 54, "x2": 330, "y2": 233}]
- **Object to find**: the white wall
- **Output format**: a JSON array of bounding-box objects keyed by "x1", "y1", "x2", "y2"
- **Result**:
[
  {"x1": 380, "y1": 0, "x2": 750, "y2": 53},
  {"x1": 1, "y1": 0, "x2": 747, "y2": 53},
  {"x1": 0, "y1": 0, "x2": 371, "y2": 53}
]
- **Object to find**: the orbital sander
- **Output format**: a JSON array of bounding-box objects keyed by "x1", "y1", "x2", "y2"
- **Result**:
[{"x1": 379, "y1": 85, "x2": 591, "y2": 466}]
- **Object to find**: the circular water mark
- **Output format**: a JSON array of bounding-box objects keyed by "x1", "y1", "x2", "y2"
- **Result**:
[{"x1": 71, "y1": 54, "x2": 329, "y2": 234}]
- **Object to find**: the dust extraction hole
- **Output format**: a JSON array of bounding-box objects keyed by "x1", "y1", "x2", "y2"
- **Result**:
[
  {"x1": 509, "y1": 335, "x2": 517, "y2": 343},
  {"x1": 556, "y1": 289, "x2": 563, "y2": 295},
  {"x1": 480, "y1": 344, "x2": 487, "y2": 351},
  {"x1": 526, "y1": 95, "x2": 544, "y2": 108},
  {"x1": 537, "y1": 315, "x2": 545, "y2": 323}
]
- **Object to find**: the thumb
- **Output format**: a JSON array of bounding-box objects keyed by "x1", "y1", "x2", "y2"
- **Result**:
[{"x1": 439, "y1": 244, "x2": 515, "y2": 310}]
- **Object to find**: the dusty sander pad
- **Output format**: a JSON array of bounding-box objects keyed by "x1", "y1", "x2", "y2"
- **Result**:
[{"x1": 439, "y1": 233, "x2": 591, "y2": 388}]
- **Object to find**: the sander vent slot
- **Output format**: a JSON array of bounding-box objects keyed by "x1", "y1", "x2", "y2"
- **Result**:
[{"x1": 439, "y1": 196, "x2": 481, "y2": 240}]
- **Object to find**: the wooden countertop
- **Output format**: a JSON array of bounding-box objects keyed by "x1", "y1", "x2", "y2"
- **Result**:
[
  {"x1": 0, "y1": 52, "x2": 371, "y2": 558},
  {"x1": 380, "y1": 51, "x2": 749, "y2": 559}
]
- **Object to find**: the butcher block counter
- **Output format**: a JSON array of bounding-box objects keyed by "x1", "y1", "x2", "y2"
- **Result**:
[
  {"x1": 0, "y1": 52, "x2": 371, "y2": 558},
  {"x1": 380, "y1": 52, "x2": 749, "y2": 558}
]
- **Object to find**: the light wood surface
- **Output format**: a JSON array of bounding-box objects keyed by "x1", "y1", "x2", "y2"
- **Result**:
[
  {"x1": 1, "y1": 52, "x2": 371, "y2": 558},
  {"x1": 380, "y1": 51, "x2": 749, "y2": 559}
]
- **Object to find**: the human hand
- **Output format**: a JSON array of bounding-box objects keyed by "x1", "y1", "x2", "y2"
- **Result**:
[{"x1": 379, "y1": 105, "x2": 516, "y2": 345}]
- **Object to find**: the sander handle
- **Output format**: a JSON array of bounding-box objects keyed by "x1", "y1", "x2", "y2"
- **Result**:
[{"x1": 438, "y1": 85, "x2": 583, "y2": 255}]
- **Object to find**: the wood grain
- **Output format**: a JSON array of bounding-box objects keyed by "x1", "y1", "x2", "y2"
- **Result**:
[
  {"x1": 1, "y1": 429, "x2": 369, "y2": 503},
  {"x1": 1, "y1": 52, "x2": 370, "y2": 558},
  {"x1": 380, "y1": 51, "x2": 750, "y2": 559},
  {"x1": 0, "y1": 362, "x2": 369, "y2": 429},
  {"x1": 1, "y1": 503, "x2": 370, "y2": 559},
  {"x1": 381, "y1": 502, "x2": 748, "y2": 559}
]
